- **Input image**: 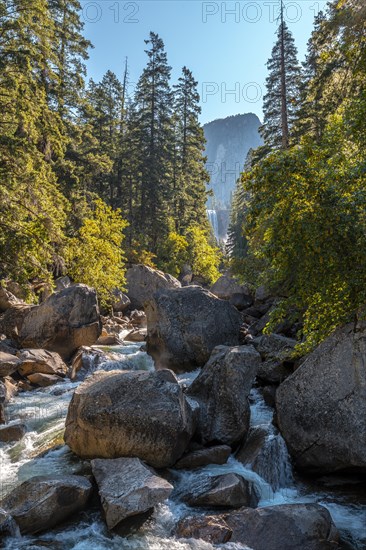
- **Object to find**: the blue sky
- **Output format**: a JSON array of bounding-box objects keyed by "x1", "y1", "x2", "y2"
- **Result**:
[{"x1": 80, "y1": 0, "x2": 328, "y2": 124}]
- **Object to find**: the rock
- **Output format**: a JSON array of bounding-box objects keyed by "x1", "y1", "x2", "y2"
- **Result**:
[
  {"x1": 229, "y1": 293, "x2": 253, "y2": 311},
  {"x1": 0, "y1": 288, "x2": 21, "y2": 313},
  {"x1": 276, "y1": 322, "x2": 366, "y2": 473},
  {"x1": 126, "y1": 264, "x2": 181, "y2": 310},
  {"x1": 96, "y1": 334, "x2": 123, "y2": 346},
  {"x1": 130, "y1": 310, "x2": 147, "y2": 327},
  {"x1": 146, "y1": 286, "x2": 243, "y2": 372},
  {"x1": 17, "y1": 349, "x2": 68, "y2": 377},
  {"x1": 54, "y1": 276, "x2": 71, "y2": 292},
  {"x1": 0, "y1": 381, "x2": 7, "y2": 424},
  {"x1": 177, "y1": 504, "x2": 339, "y2": 549},
  {"x1": 16, "y1": 285, "x2": 101, "y2": 360},
  {"x1": 91, "y1": 457, "x2": 173, "y2": 530},
  {"x1": 0, "y1": 351, "x2": 20, "y2": 377},
  {"x1": 174, "y1": 445, "x2": 231, "y2": 469},
  {"x1": 255, "y1": 285, "x2": 272, "y2": 302},
  {"x1": 0, "y1": 304, "x2": 35, "y2": 341},
  {"x1": 187, "y1": 345, "x2": 260, "y2": 446},
  {"x1": 0, "y1": 507, "x2": 18, "y2": 537},
  {"x1": 125, "y1": 328, "x2": 146, "y2": 342},
  {"x1": 236, "y1": 425, "x2": 293, "y2": 491},
  {"x1": 0, "y1": 338, "x2": 19, "y2": 355},
  {"x1": 210, "y1": 275, "x2": 253, "y2": 307},
  {"x1": 0, "y1": 475, "x2": 92, "y2": 535},
  {"x1": 179, "y1": 473, "x2": 259, "y2": 508},
  {"x1": 111, "y1": 289, "x2": 131, "y2": 313},
  {"x1": 64, "y1": 369, "x2": 196, "y2": 468},
  {"x1": 252, "y1": 333, "x2": 297, "y2": 357},
  {"x1": 0, "y1": 422, "x2": 26, "y2": 442},
  {"x1": 27, "y1": 373, "x2": 64, "y2": 387},
  {"x1": 176, "y1": 515, "x2": 232, "y2": 544}
]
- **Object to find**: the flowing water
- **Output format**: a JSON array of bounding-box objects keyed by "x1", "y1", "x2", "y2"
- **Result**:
[{"x1": 1, "y1": 344, "x2": 365, "y2": 549}]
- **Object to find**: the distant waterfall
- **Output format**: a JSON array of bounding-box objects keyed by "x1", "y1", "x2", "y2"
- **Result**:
[{"x1": 207, "y1": 209, "x2": 219, "y2": 240}]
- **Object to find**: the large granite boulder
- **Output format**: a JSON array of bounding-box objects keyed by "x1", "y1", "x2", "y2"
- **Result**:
[
  {"x1": 15, "y1": 285, "x2": 101, "y2": 360},
  {"x1": 276, "y1": 322, "x2": 366, "y2": 473},
  {"x1": 187, "y1": 345, "x2": 260, "y2": 446},
  {"x1": 146, "y1": 286, "x2": 242, "y2": 372},
  {"x1": 64, "y1": 369, "x2": 197, "y2": 468},
  {"x1": 174, "y1": 445, "x2": 231, "y2": 469},
  {"x1": 91, "y1": 458, "x2": 173, "y2": 530},
  {"x1": 0, "y1": 476, "x2": 92, "y2": 535},
  {"x1": 126, "y1": 264, "x2": 181, "y2": 310},
  {"x1": 176, "y1": 504, "x2": 339, "y2": 549}
]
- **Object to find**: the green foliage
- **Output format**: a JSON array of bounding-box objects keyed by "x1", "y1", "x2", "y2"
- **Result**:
[
  {"x1": 186, "y1": 226, "x2": 221, "y2": 285},
  {"x1": 67, "y1": 199, "x2": 128, "y2": 306},
  {"x1": 158, "y1": 232, "x2": 189, "y2": 278}
]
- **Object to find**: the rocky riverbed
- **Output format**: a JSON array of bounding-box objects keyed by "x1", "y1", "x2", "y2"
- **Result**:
[{"x1": 0, "y1": 269, "x2": 365, "y2": 549}]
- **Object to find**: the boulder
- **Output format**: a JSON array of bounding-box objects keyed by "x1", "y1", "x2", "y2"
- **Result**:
[
  {"x1": 125, "y1": 328, "x2": 146, "y2": 342},
  {"x1": 174, "y1": 445, "x2": 231, "y2": 469},
  {"x1": 130, "y1": 310, "x2": 147, "y2": 327},
  {"x1": 0, "y1": 304, "x2": 35, "y2": 342},
  {"x1": 0, "y1": 288, "x2": 21, "y2": 313},
  {"x1": 177, "y1": 504, "x2": 339, "y2": 549},
  {"x1": 187, "y1": 345, "x2": 260, "y2": 446},
  {"x1": 178, "y1": 473, "x2": 259, "y2": 508},
  {"x1": 0, "y1": 422, "x2": 26, "y2": 442},
  {"x1": 91, "y1": 458, "x2": 173, "y2": 530},
  {"x1": 0, "y1": 475, "x2": 92, "y2": 535},
  {"x1": 0, "y1": 381, "x2": 6, "y2": 423},
  {"x1": 276, "y1": 322, "x2": 366, "y2": 473},
  {"x1": 111, "y1": 290, "x2": 131, "y2": 313},
  {"x1": 54, "y1": 276, "x2": 71, "y2": 292},
  {"x1": 27, "y1": 373, "x2": 64, "y2": 387},
  {"x1": 252, "y1": 334, "x2": 297, "y2": 385},
  {"x1": 64, "y1": 369, "x2": 197, "y2": 468},
  {"x1": 96, "y1": 334, "x2": 123, "y2": 346},
  {"x1": 210, "y1": 275, "x2": 253, "y2": 310},
  {"x1": 17, "y1": 349, "x2": 68, "y2": 377},
  {"x1": 16, "y1": 285, "x2": 101, "y2": 360},
  {"x1": 146, "y1": 286, "x2": 242, "y2": 372},
  {"x1": 0, "y1": 351, "x2": 20, "y2": 377},
  {"x1": 126, "y1": 264, "x2": 181, "y2": 310}
]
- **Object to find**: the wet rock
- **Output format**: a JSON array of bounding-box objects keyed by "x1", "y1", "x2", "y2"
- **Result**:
[
  {"x1": 15, "y1": 285, "x2": 101, "y2": 360},
  {"x1": 187, "y1": 345, "x2": 260, "y2": 446},
  {"x1": 126, "y1": 264, "x2": 181, "y2": 310},
  {"x1": 17, "y1": 349, "x2": 68, "y2": 377},
  {"x1": 0, "y1": 475, "x2": 92, "y2": 535},
  {"x1": 0, "y1": 351, "x2": 20, "y2": 377},
  {"x1": 27, "y1": 373, "x2": 64, "y2": 387},
  {"x1": 276, "y1": 322, "x2": 366, "y2": 473},
  {"x1": 174, "y1": 445, "x2": 231, "y2": 469},
  {"x1": 146, "y1": 286, "x2": 242, "y2": 372},
  {"x1": 96, "y1": 334, "x2": 123, "y2": 346},
  {"x1": 91, "y1": 457, "x2": 173, "y2": 530},
  {"x1": 0, "y1": 507, "x2": 18, "y2": 537},
  {"x1": 125, "y1": 328, "x2": 146, "y2": 342},
  {"x1": 0, "y1": 422, "x2": 26, "y2": 442},
  {"x1": 64, "y1": 369, "x2": 196, "y2": 468},
  {"x1": 236, "y1": 426, "x2": 293, "y2": 491},
  {"x1": 177, "y1": 504, "x2": 339, "y2": 549},
  {"x1": 179, "y1": 473, "x2": 259, "y2": 508}
]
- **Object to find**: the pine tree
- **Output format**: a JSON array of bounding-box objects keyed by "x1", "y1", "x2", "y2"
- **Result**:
[
  {"x1": 173, "y1": 67, "x2": 209, "y2": 234},
  {"x1": 260, "y1": 2, "x2": 301, "y2": 150},
  {"x1": 133, "y1": 32, "x2": 174, "y2": 251}
]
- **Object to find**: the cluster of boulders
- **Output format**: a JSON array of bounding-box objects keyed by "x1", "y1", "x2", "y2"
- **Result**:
[{"x1": 0, "y1": 267, "x2": 364, "y2": 546}]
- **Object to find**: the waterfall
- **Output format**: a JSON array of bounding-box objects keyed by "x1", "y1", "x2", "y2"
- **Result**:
[{"x1": 207, "y1": 209, "x2": 219, "y2": 240}]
